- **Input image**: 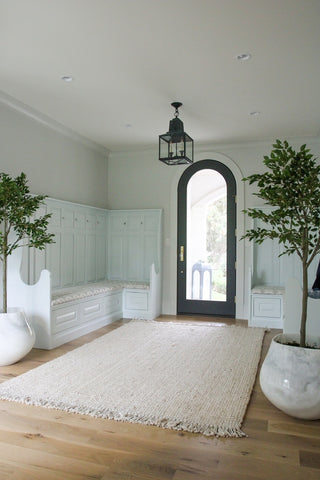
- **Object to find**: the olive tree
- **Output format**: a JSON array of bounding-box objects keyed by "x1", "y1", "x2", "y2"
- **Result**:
[
  {"x1": 0, "y1": 172, "x2": 54, "y2": 313},
  {"x1": 242, "y1": 140, "x2": 320, "y2": 347}
]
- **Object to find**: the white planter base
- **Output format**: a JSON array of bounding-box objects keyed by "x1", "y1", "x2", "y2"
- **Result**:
[
  {"x1": 0, "y1": 310, "x2": 35, "y2": 366},
  {"x1": 260, "y1": 333, "x2": 320, "y2": 420}
]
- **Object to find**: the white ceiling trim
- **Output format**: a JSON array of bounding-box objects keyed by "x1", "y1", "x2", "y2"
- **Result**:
[{"x1": 0, "y1": 90, "x2": 109, "y2": 157}]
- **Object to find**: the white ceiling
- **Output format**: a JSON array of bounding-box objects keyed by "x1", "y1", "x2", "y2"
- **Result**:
[{"x1": 1, "y1": 0, "x2": 320, "y2": 152}]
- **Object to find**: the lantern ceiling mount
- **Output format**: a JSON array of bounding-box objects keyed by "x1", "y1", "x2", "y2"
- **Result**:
[
  {"x1": 159, "y1": 102, "x2": 194, "y2": 165},
  {"x1": 171, "y1": 101, "x2": 183, "y2": 113}
]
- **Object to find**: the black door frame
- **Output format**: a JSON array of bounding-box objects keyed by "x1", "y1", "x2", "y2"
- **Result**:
[{"x1": 177, "y1": 159, "x2": 237, "y2": 317}]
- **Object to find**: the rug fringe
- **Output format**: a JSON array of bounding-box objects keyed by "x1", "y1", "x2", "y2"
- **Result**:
[{"x1": 0, "y1": 394, "x2": 247, "y2": 438}]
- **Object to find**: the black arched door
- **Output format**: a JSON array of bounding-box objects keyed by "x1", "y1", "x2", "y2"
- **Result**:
[{"x1": 177, "y1": 160, "x2": 236, "y2": 316}]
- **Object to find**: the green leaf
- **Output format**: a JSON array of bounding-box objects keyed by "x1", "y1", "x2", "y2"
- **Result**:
[
  {"x1": 241, "y1": 141, "x2": 320, "y2": 346},
  {"x1": 0, "y1": 172, "x2": 54, "y2": 312}
]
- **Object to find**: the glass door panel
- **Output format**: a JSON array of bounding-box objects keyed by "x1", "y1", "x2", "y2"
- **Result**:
[
  {"x1": 186, "y1": 169, "x2": 227, "y2": 302},
  {"x1": 177, "y1": 160, "x2": 236, "y2": 317}
]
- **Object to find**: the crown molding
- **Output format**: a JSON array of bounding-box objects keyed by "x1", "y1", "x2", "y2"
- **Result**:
[{"x1": 0, "y1": 90, "x2": 109, "y2": 157}]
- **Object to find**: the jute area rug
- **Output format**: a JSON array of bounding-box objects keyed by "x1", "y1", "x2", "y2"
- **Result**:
[{"x1": 0, "y1": 320, "x2": 265, "y2": 437}]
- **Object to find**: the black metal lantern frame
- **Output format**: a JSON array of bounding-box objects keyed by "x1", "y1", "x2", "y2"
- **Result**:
[{"x1": 159, "y1": 102, "x2": 194, "y2": 165}]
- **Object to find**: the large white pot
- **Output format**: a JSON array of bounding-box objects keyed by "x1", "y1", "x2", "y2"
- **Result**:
[
  {"x1": 260, "y1": 333, "x2": 320, "y2": 419},
  {"x1": 0, "y1": 309, "x2": 35, "y2": 366}
]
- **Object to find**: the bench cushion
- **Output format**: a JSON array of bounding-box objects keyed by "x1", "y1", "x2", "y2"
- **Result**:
[
  {"x1": 51, "y1": 280, "x2": 149, "y2": 306},
  {"x1": 251, "y1": 285, "x2": 285, "y2": 295}
]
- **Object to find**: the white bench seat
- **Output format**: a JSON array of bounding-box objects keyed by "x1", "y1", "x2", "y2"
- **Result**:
[
  {"x1": 7, "y1": 244, "x2": 161, "y2": 350},
  {"x1": 51, "y1": 280, "x2": 149, "y2": 306},
  {"x1": 251, "y1": 285, "x2": 285, "y2": 296},
  {"x1": 248, "y1": 269, "x2": 284, "y2": 329}
]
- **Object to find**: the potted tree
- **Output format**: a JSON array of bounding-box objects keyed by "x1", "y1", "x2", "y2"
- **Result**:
[
  {"x1": 242, "y1": 140, "x2": 320, "y2": 419},
  {"x1": 0, "y1": 172, "x2": 54, "y2": 366}
]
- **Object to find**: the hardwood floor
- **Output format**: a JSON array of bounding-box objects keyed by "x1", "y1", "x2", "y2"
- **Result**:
[{"x1": 0, "y1": 316, "x2": 319, "y2": 479}]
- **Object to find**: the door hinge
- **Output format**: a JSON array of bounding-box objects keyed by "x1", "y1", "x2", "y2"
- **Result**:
[
  {"x1": 235, "y1": 296, "x2": 236, "y2": 303},
  {"x1": 235, "y1": 261, "x2": 237, "y2": 269}
]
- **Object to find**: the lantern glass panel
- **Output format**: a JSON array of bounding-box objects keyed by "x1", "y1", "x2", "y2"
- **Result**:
[{"x1": 159, "y1": 132, "x2": 193, "y2": 165}]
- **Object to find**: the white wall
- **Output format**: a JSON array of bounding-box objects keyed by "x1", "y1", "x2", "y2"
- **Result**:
[
  {"x1": 2, "y1": 95, "x2": 320, "y2": 321},
  {"x1": 107, "y1": 138, "x2": 320, "y2": 320},
  {"x1": 0, "y1": 97, "x2": 109, "y2": 312},
  {"x1": 0, "y1": 98, "x2": 109, "y2": 208}
]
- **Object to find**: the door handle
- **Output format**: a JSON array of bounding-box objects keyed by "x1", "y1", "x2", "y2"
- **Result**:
[{"x1": 179, "y1": 245, "x2": 184, "y2": 262}]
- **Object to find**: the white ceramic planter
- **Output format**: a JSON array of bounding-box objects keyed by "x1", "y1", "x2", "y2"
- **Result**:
[
  {"x1": 0, "y1": 309, "x2": 35, "y2": 366},
  {"x1": 260, "y1": 333, "x2": 320, "y2": 419}
]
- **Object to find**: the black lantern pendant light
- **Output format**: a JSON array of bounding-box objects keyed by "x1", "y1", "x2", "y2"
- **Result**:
[{"x1": 159, "y1": 102, "x2": 194, "y2": 165}]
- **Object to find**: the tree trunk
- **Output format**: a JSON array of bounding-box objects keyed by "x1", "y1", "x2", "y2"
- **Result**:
[
  {"x1": 2, "y1": 228, "x2": 8, "y2": 314},
  {"x1": 300, "y1": 260, "x2": 308, "y2": 347},
  {"x1": 2, "y1": 252, "x2": 7, "y2": 314}
]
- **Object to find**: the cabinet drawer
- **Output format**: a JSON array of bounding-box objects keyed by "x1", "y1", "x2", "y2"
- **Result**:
[
  {"x1": 52, "y1": 306, "x2": 80, "y2": 333},
  {"x1": 252, "y1": 295, "x2": 282, "y2": 319},
  {"x1": 124, "y1": 291, "x2": 148, "y2": 311},
  {"x1": 80, "y1": 297, "x2": 104, "y2": 322}
]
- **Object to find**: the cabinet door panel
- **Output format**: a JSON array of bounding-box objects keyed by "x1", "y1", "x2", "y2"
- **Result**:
[
  {"x1": 48, "y1": 207, "x2": 61, "y2": 227},
  {"x1": 74, "y1": 233, "x2": 86, "y2": 284},
  {"x1": 109, "y1": 214, "x2": 127, "y2": 232},
  {"x1": 86, "y1": 214, "x2": 96, "y2": 230},
  {"x1": 96, "y1": 214, "x2": 106, "y2": 231},
  {"x1": 107, "y1": 210, "x2": 161, "y2": 283},
  {"x1": 127, "y1": 214, "x2": 142, "y2": 231},
  {"x1": 108, "y1": 235, "x2": 125, "y2": 279},
  {"x1": 126, "y1": 234, "x2": 141, "y2": 281},
  {"x1": 96, "y1": 235, "x2": 106, "y2": 281},
  {"x1": 143, "y1": 213, "x2": 159, "y2": 232},
  {"x1": 61, "y1": 232, "x2": 74, "y2": 286},
  {"x1": 61, "y1": 210, "x2": 74, "y2": 228},
  {"x1": 74, "y1": 212, "x2": 85, "y2": 229},
  {"x1": 86, "y1": 234, "x2": 96, "y2": 282},
  {"x1": 47, "y1": 231, "x2": 61, "y2": 289},
  {"x1": 142, "y1": 234, "x2": 158, "y2": 280}
]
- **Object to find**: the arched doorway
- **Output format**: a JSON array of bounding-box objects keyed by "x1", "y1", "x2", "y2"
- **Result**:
[{"x1": 177, "y1": 160, "x2": 236, "y2": 316}]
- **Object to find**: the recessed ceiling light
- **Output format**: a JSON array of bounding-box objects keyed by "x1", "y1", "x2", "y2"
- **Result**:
[
  {"x1": 61, "y1": 75, "x2": 73, "y2": 82},
  {"x1": 250, "y1": 111, "x2": 261, "y2": 116},
  {"x1": 236, "y1": 53, "x2": 252, "y2": 61}
]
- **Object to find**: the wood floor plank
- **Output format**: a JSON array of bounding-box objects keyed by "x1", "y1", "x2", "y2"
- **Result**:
[
  {"x1": 213, "y1": 456, "x2": 320, "y2": 480},
  {"x1": 0, "y1": 442, "x2": 107, "y2": 478},
  {"x1": 0, "y1": 317, "x2": 319, "y2": 480},
  {"x1": 0, "y1": 401, "x2": 304, "y2": 470},
  {"x1": 268, "y1": 420, "x2": 320, "y2": 440},
  {"x1": 300, "y1": 450, "x2": 320, "y2": 469},
  {"x1": 173, "y1": 471, "x2": 259, "y2": 480},
  {"x1": 0, "y1": 461, "x2": 95, "y2": 480}
]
